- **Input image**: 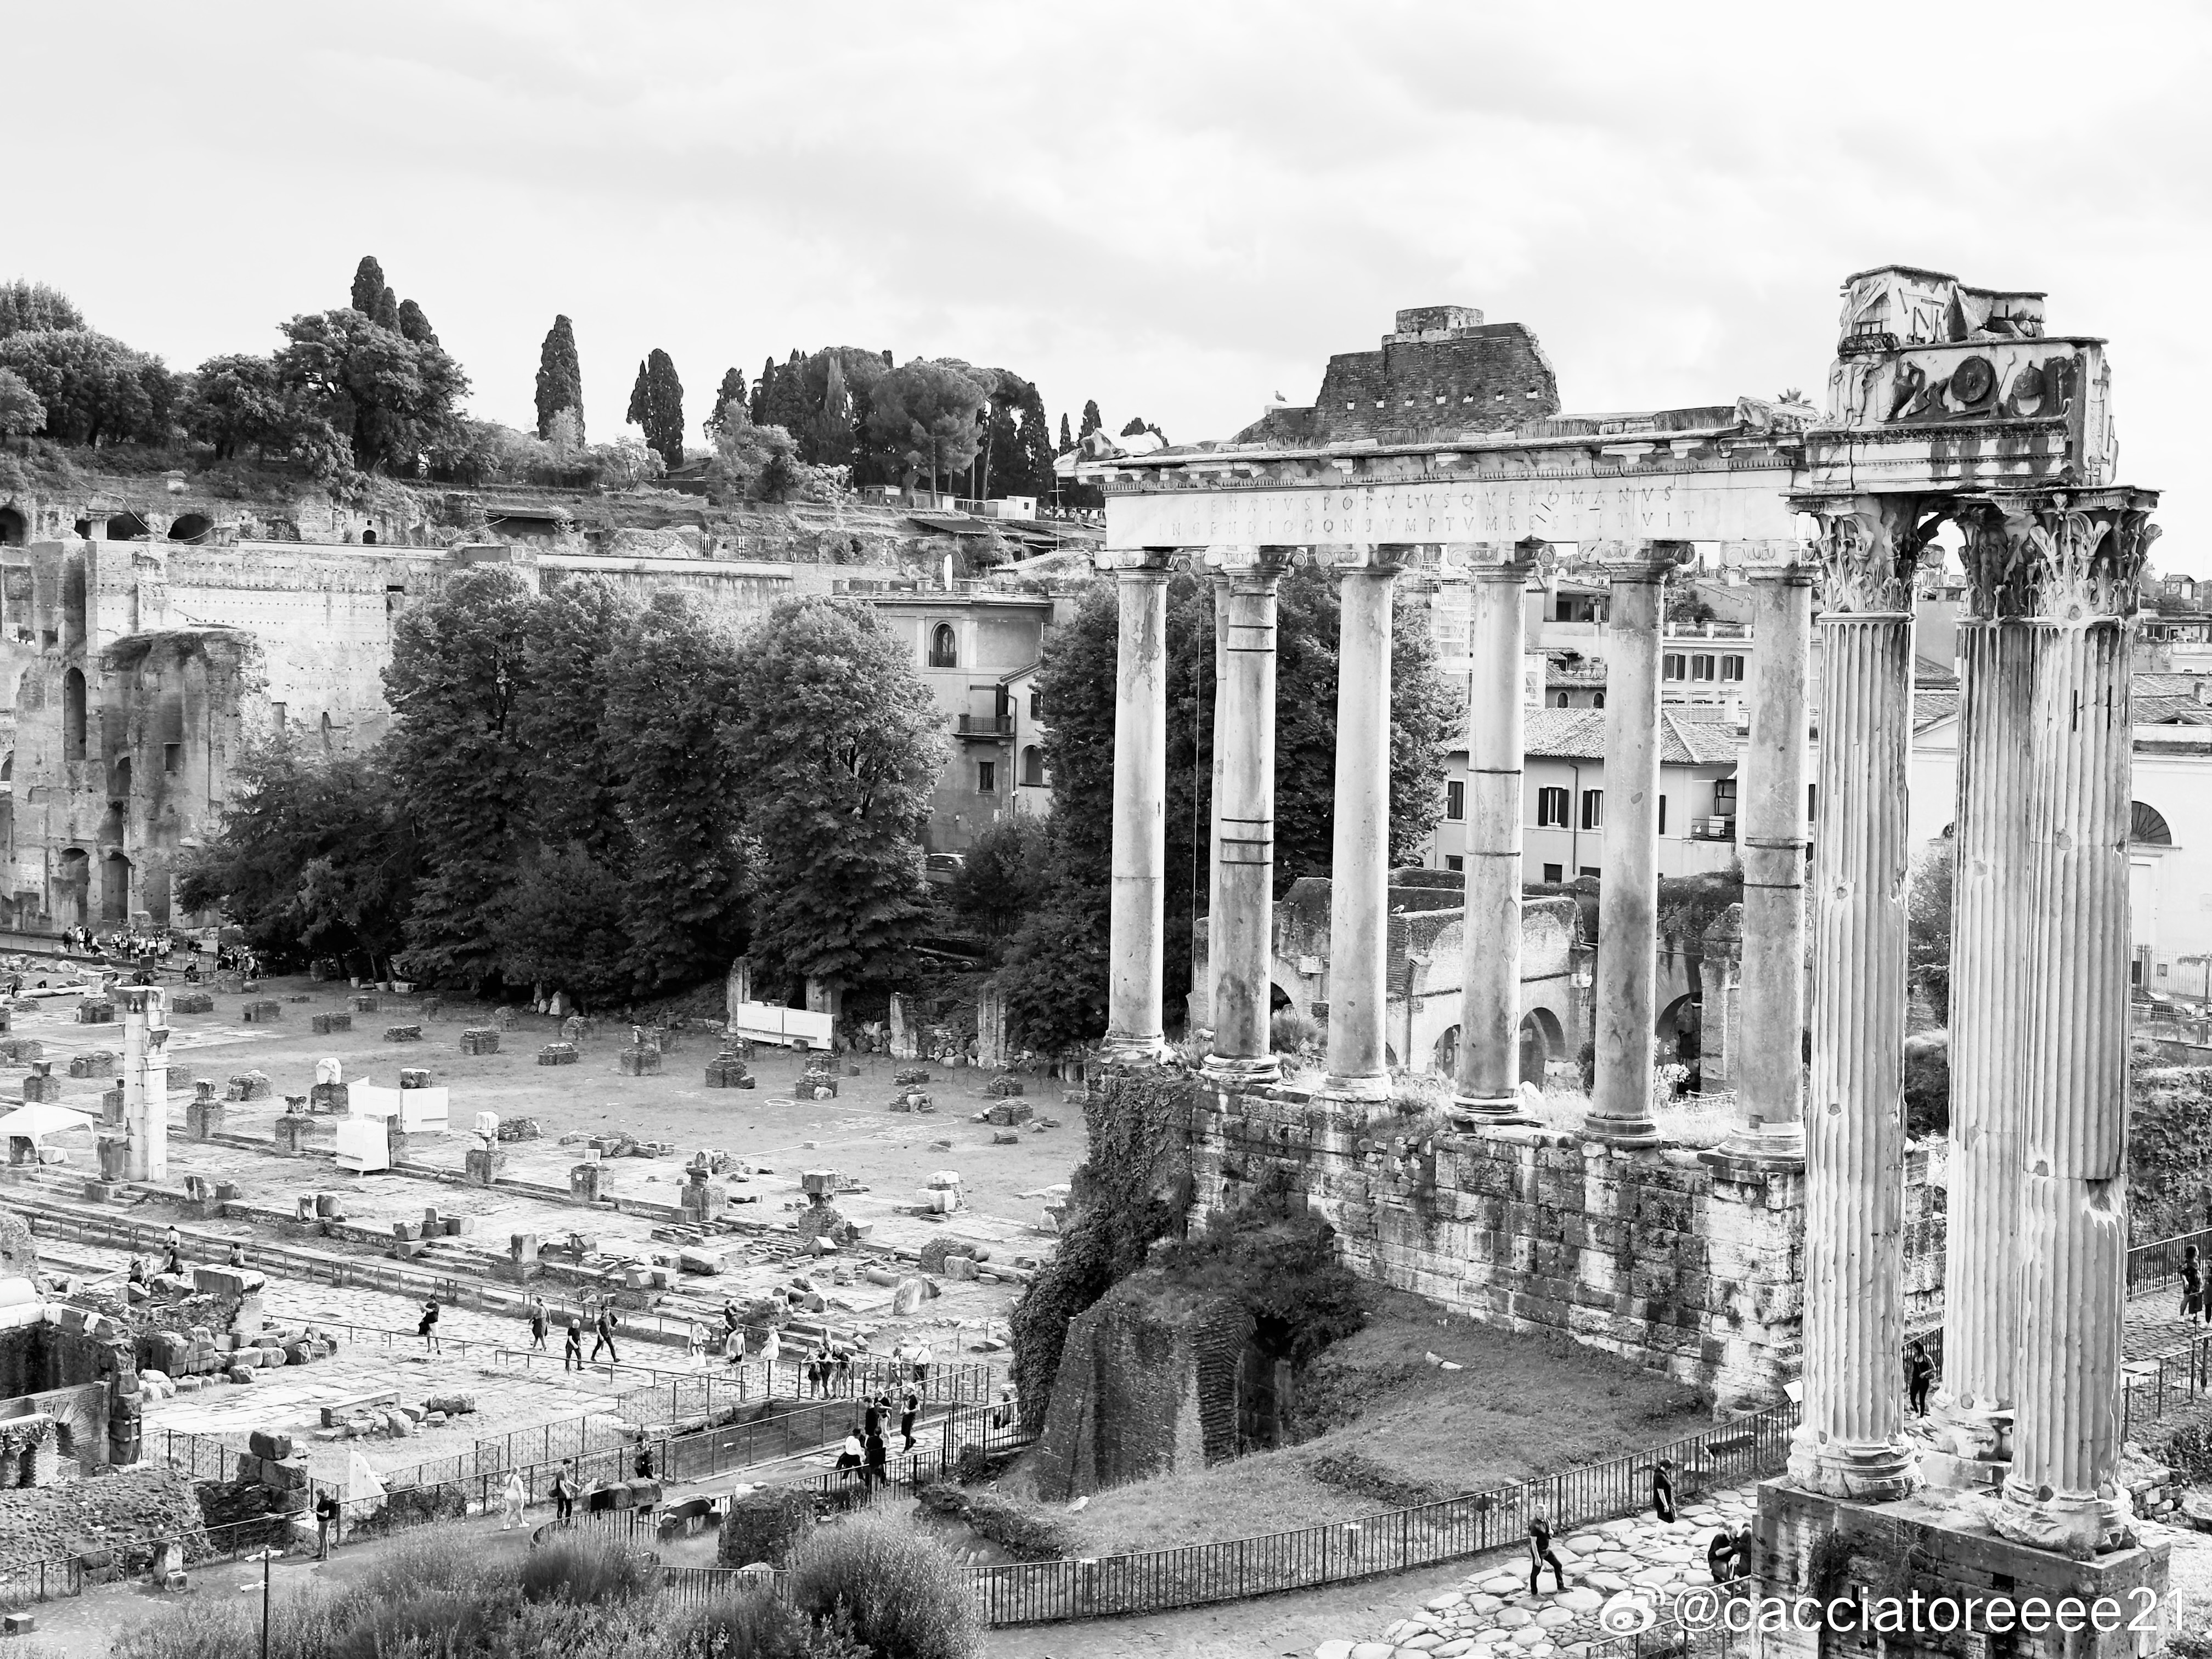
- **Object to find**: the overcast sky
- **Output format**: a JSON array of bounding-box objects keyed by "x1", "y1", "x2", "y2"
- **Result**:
[{"x1": 11, "y1": 2, "x2": 2208, "y2": 564}]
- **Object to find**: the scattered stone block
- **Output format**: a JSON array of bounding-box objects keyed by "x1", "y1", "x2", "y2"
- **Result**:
[
  {"x1": 241, "y1": 1000, "x2": 283, "y2": 1024},
  {"x1": 569, "y1": 1164, "x2": 607, "y2": 1203},
  {"x1": 703, "y1": 1054, "x2": 751, "y2": 1087},
  {"x1": 991, "y1": 1130, "x2": 1021, "y2": 1145},
  {"x1": 384, "y1": 1025, "x2": 422, "y2": 1042},
  {"x1": 67, "y1": 1051, "x2": 117, "y2": 1080},
  {"x1": 986, "y1": 1100, "x2": 1033, "y2": 1127},
  {"x1": 464, "y1": 1146, "x2": 506, "y2": 1186},
  {"x1": 76, "y1": 998, "x2": 115, "y2": 1025},
  {"x1": 618, "y1": 1047, "x2": 662, "y2": 1076},
  {"x1": 537, "y1": 1043, "x2": 579, "y2": 1066},
  {"x1": 171, "y1": 992, "x2": 215, "y2": 1014},
  {"x1": 311, "y1": 1013, "x2": 353, "y2": 1035},
  {"x1": 227, "y1": 1071, "x2": 272, "y2": 1102},
  {"x1": 226, "y1": 1367, "x2": 254, "y2": 1386},
  {"x1": 495, "y1": 1007, "x2": 519, "y2": 1031},
  {"x1": 273, "y1": 1116, "x2": 312, "y2": 1155},
  {"x1": 20, "y1": 1065, "x2": 61, "y2": 1105},
  {"x1": 891, "y1": 1277, "x2": 928, "y2": 1316},
  {"x1": 987, "y1": 1075, "x2": 1025, "y2": 1097},
  {"x1": 353, "y1": 994, "x2": 380, "y2": 1013},
  {"x1": 460, "y1": 1029, "x2": 500, "y2": 1056},
  {"x1": 399, "y1": 1069, "x2": 432, "y2": 1088},
  {"x1": 309, "y1": 1081, "x2": 349, "y2": 1113}
]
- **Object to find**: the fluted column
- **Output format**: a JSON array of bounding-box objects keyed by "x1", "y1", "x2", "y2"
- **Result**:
[
  {"x1": 1584, "y1": 546, "x2": 1684, "y2": 1146},
  {"x1": 1788, "y1": 494, "x2": 1929, "y2": 1503},
  {"x1": 1718, "y1": 556, "x2": 1811, "y2": 1163},
  {"x1": 1103, "y1": 549, "x2": 1175, "y2": 1063},
  {"x1": 1206, "y1": 548, "x2": 1292, "y2": 1087},
  {"x1": 1934, "y1": 574, "x2": 2034, "y2": 1460},
  {"x1": 1995, "y1": 488, "x2": 2160, "y2": 1554},
  {"x1": 1323, "y1": 549, "x2": 1401, "y2": 1100},
  {"x1": 1203, "y1": 568, "x2": 1230, "y2": 1024},
  {"x1": 1455, "y1": 541, "x2": 1543, "y2": 1117}
]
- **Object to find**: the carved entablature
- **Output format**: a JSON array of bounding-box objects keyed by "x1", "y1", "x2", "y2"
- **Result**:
[
  {"x1": 1970, "y1": 488, "x2": 2162, "y2": 622},
  {"x1": 1794, "y1": 493, "x2": 1948, "y2": 614}
]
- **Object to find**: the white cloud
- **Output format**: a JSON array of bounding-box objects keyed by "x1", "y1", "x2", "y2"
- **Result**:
[{"x1": 8, "y1": 0, "x2": 2206, "y2": 559}]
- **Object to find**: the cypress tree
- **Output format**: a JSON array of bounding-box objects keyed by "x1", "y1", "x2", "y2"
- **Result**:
[
  {"x1": 350, "y1": 256, "x2": 386, "y2": 315},
  {"x1": 761, "y1": 349, "x2": 809, "y2": 435},
  {"x1": 707, "y1": 366, "x2": 746, "y2": 435},
  {"x1": 748, "y1": 356, "x2": 775, "y2": 426},
  {"x1": 396, "y1": 298, "x2": 438, "y2": 348},
  {"x1": 1058, "y1": 412, "x2": 1073, "y2": 453},
  {"x1": 626, "y1": 348, "x2": 684, "y2": 467},
  {"x1": 534, "y1": 315, "x2": 585, "y2": 439},
  {"x1": 1079, "y1": 399, "x2": 1102, "y2": 438},
  {"x1": 373, "y1": 287, "x2": 400, "y2": 330}
]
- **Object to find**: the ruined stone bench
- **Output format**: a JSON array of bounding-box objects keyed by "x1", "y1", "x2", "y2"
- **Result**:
[
  {"x1": 242, "y1": 1000, "x2": 283, "y2": 1023},
  {"x1": 76, "y1": 999, "x2": 115, "y2": 1025},
  {"x1": 704, "y1": 1056, "x2": 752, "y2": 1087},
  {"x1": 537, "y1": 1043, "x2": 579, "y2": 1066},
  {"x1": 618, "y1": 1047, "x2": 661, "y2": 1076},
  {"x1": 383, "y1": 1025, "x2": 422, "y2": 1042},
  {"x1": 460, "y1": 1029, "x2": 499, "y2": 1056},
  {"x1": 311, "y1": 1013, "x2": 353, "y2": 1035}
]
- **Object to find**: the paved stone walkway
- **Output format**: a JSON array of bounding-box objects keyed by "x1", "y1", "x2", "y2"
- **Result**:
[{"x1": 1314, "y1": 1486, "x2": 1759, "y2": 1659}]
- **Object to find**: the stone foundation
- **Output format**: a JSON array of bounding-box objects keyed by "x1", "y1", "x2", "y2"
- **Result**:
[
  {"x1": 1195, "y1": 1082, "x2": 1946, "y2": 1408},
  {"x1": 1755, "y1": 1479, "x2": 2172, "y2": 1659}
]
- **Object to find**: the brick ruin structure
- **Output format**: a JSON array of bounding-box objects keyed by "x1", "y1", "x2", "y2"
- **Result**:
[{"x1": 1066, "y1": 269, "x2": 2166, "y2": 1656}]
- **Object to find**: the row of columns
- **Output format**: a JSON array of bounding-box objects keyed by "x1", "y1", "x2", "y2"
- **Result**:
[
  {"x1": 1785, "y1": 487, "x2": 2158, "y2": 1558},
  {"x1": 1100, "y1": 538, "x2": 1812, "y2": 1166}
]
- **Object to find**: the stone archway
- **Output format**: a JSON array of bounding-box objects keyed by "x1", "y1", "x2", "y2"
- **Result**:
[
  {"x1": 165, "y1": 513, "x2": 213, "y2": 544},
  {"x1": 1519, "y1": 1008, "x2": 1565, "y2": 1086},
  {"x1": 53, "y1": 849, "x2": 89, "y2": 930},
  {"x1": 0, "y1": 506, "x2": 25, "y2": 548},
  {"x1": 100, "y1": 853, "x2": 131, "y2": 924}
]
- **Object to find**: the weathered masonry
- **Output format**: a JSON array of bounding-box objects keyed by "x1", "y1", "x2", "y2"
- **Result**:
[{"x1": 1066, "y1": 267, "x2": 2165, "y2": 1651}]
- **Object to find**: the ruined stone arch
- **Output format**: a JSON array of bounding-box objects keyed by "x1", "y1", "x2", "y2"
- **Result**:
[
  {"x1": 165, "y1": 512, "x2": 213, "y2": 544},
  {"x1": 0, "y1": 506, "x2": 25, "y2": 547},
  {"x1": 61, "y1": 668, "x2": 86, "y2": 763},
  {"x1": 1520, "y1": 1008, "x2": 1565, "y2": 1084},
  {"x1": 104, "y1": 512, "x2": 150, "y2": 541}
]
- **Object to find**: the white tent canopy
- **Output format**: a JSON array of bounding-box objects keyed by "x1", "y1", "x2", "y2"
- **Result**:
[{"x1": 0, "y1": 1103, "x2": 96, "y2": 1141}]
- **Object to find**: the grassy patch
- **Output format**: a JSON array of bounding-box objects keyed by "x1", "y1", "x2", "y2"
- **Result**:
[{"x1": 1011, "y1": 1289, "x2": 1709, "y2": 1557}]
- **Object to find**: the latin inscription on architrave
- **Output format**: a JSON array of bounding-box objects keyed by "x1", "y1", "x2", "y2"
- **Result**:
[{"x1": 1105, "y1": 474, "x2": 1800, "y2": 549}]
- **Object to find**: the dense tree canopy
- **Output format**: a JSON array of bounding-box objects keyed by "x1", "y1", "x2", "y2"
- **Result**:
[
  {"x1": 866, "y1": 360, "x2": 988, "y2": 495},
  {"x1": 0, "y1": 280, "x2": 85, "y2": 340},
  {"x1": 0, "y1": 369, "x2": 44, "y2": 438},
  {"x1": 704, "y1": 366, "x2": 747, "y2": 437},
  {"x1": 274, "y1": 308, "x2": 468, "y2": 472},
  {"x1": 626, "y1": 348, "x2": 685, "y2": 467},
  {"x1": 0, "y1": 330, "x2": 178, "y2": 447}
]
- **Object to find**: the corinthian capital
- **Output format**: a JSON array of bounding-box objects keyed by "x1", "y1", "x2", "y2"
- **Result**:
[
  {"x1": 1792, "y1": 493, "x2": 1945, "y2": 614},
  {"x1": 1988, "y1": 488, "x2": 2161, "y2": 622}
]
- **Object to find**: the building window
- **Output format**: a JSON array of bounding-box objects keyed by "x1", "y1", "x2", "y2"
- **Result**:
[
  {"x1": 1720, "y1": 655, "x2": 1745, "y2": 681},
  {"x1": 1543, "y1": 862, "x2": 1564, "y2": 883},
  {"x1": 271, "y1": 702, "x2": 287, "y2": 733},
  {"x1": 1592, "y1": 692, "x2": 1605, "y2": 709},
  {"x1": 1019, "y1": 744, "x2": 1044, "y2": 787},
  {"x1": 1444, "y1": 854, "x2": 1464, "y2": 871},
  {"x1": 928, "y1": 624, "x2": 958, "y2": 668},
  {"x1": 1808, "y1": 783, "x2": 1817, "y2": 820},
  {"x1": 1553, "y1": 692, "x2": 1570, "y2": 708},
  {"x1": 1658, "y1": 795, "x2": 1668, "y2": 835},
  {"x1": 1581, "y1": 788, "x2": 1603, "y2": 831},
  {"x1": 1579, "y1": 865, "x2": 1600, "y2": 878},
  {"x1": 1446, "y1": 781, "x2": 1465, "y2": 821},
  {"x1": 1536, "y1": 786, "x2": 1570, "y2": 828},
  {"x1": 1028, "y1": 689, "x2": 1041, "y2": 720},
  {"x1": 1691, "y1": 654, "x2": 1715, "y2": 681},
  {"x1": 1663, "y1": 653, "x2": 1686, "y2": 680},
  {"x1": 1714, "y1": 778, "x2": 1738, "y2": 810},
  {"x1": 63, "y1": 668, "x2": 86, "y2": 763},
  {"x1": 977, "y1": 759, "x2": 996, "y2": 794},
  {"x1": 163, "y1": 742, "x2": 182, "y2": 774}
]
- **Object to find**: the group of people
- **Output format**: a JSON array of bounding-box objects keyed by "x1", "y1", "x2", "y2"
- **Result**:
[
  {"x1": 831, "y1": 1384, "x2": 926, "y2": 1488},
  {"x1": 2180, "y1": 1245, "x2": 2212, "y2": 1328},
  {"x1": 1524, "y1": 1462, "x2": 1757, "y2": 1595}
]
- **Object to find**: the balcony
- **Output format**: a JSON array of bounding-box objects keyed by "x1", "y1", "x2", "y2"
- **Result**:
[{"x1": 955, "y1": 714, "x2": 1013, "y2": 740}]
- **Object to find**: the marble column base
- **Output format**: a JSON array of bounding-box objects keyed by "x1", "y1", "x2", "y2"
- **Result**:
[
  {"x1": 1101, "y1": 1034, "x2": 1166, "y2": 1066},
  {"x1": 1711, "y1": 1121, "x2": 1805, "y2": 1166},
  {"x1": 1919, "y1": 1395, "x2": 2013, "y2": 1489},
  {"x1": 1580, "y1": 1112, "x2": 1661, "y2": 1147},
  {"x1": 1319, "y1": 1071, "x2": 1391, "y2": 1103},
  {"x1": 1994, "y1": 1475, "x2": 2136, "y2": 1555},
  {"x1": 1786, "y1": 1424, "x2": 1920, "y2": 1503},
  {"x1": 1451, "y1": 1090, "x2": 1537, "y2": 1126},
  {"x1": 1201, "y1": 1053, "x2": 1279, "y2": 1090}
]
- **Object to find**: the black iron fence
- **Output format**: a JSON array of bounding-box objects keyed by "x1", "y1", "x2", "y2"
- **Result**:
[{"x1": 2126, "y1": 1226, "x2": 2212, "y2": 1300}]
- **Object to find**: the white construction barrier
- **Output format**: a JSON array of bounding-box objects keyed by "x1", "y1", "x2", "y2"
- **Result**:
[
  {"x1": 730, "y1": 1001, "x2": 834, "y2": 1050},
  {"x1": 334, "y1": 1117, "x2": 388, "y2": 1173}
]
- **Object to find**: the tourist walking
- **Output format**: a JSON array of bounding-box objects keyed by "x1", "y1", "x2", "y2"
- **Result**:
[
  {"x1": 551, "y1": 1460, "x2": 575, "y2": 1523},
  {"x1": 2183, "y1": 1245, "x2": 2204, "y2": 1325},
  {"x1": 499, "y1": 1470, "x2": 527, "y2": 1530},
  {"x1": 863, "y1": 1427, "x2": 888, "y2": 1490},
  {"x1": 900, "y1": 1384, "x2": 919, "y2": 1453},
  {"x1": 315, "y1": 1489, "x2": 342, "y2": 1560},
  {"x1": 687, "y1": 1320, "x2": 708, "y2": 1365},
  {"x1": 991, "y1": 1386, "x2": 1017, "y2": 1433},
  {"x1": 1651, "y1": 1458, "x2": 1676, "y2": 1523},
  {"x1": 417, "y1": 1295, "x2": 441, "y2": 1355},
  {"x1": 760, "y1": 1326, "x2": 782, "y2": 1395},
  {"x1": 563, "y1": 1318, "x2": 583, "y2": 1372},
  {"x1": 835, "y1": 1431, "x2": 863, "y2": 1480},
  {"x1": 1905, "y1": 1339, "x2": 1935, "y2": 1417},
  {"x1": 527, "y1": 1297, "x2": 548, "y2": 1352},
  {"x1": 590, "y1": 1305, "x2": 619, "y2": 1364},
  {"x1": 912, "y1": 1340, "x2": 931, "y2": 1387},
  {"x1": 1527, "y1": 1511, "x2": 1568, "y2": 1595}
]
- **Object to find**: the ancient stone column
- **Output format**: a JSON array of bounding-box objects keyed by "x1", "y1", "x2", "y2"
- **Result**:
[
  {"x1": 1103, "y1": 549, "x2": 1175, "y2": 1063},
  {"x1": 1323, "y1": 550, "x2": 1401, "y2": 1100},
  {"x1": 119, "y1": 985, "x2": 170, "y2": 1183},
  {"x1": 1934, "y1": 516, "x2": 2035, "y2": 1460},
  {"x1": 1717, "y1": 556, "x2": 1812, "y2": 1163},
  {"x1": 1995, "y1": 489, "x2": 2160, "y2": 1554},
  {"x1": 1455, "y1": 541, "x2": 1543, "y2": 1118},
  {"x1": 1584, "y1": 546, "x2": 1684, "y2": 1146},
  {"x1": 1787, "y1": 495, "x2": 1928, "y2": 1503},
  {"x1": 1206, "y1": 548, "x2": 1293, "y2": 1088},
  {"x1": 1201, "y1": 567, "x2": 1232, "y2": 1030}
]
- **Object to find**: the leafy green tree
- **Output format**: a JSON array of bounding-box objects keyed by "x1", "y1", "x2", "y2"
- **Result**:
[
  {"x1": 0, "y1": 281, "x2": 84, "y2": 340},
  {"x1": 979, "y1": 400, "x2": 1018, "y2": 499},
  {"x1": 485, "y1": 843, "x2": 633, "y2": 1008},
  {"x1": 274, "y1": 309, "x2": 467, "y2": 472},
  {"x1": 748, "y1": 355, "x2": 776, "y2": 426},
  {"x1": 725, "y1": 598, "x2": 946, "y2": 996},
  {"x1": 865, "y1": 360, "x2": 988, "y2": 495},
  {"x1": 512, "y1": 575, "x2": 636, "y2": 864},
  {"x1": 761, "y1": 348, "x2": 810, "y2": 439},
  {"x1": 175, "y1": 744, "x2": 416, "y2": 974},
  {"x1": 942, "y1": 814, "x2": 1053, "y2": 953},
  {"x1": 182, "y1": 354, "x2": 313, "y2": 461},
  {"x1": 603, "y1": 592, "x2": 752, "y2": 990},
  {"x1": 1002, "y1": 566, "x2": 1457, "y2": 1052},
  {"x1": 1012, "y1": 400, "x2": 1054, "y2": 501},
  {"x1": 383, "y1": 566, "x2": 539, "y2": 988},
  {"x1": 533, "y1": 315, "x2": 584, "y2": 439},
  {"x1": 704, "y1": 366, "x2": 747, "y2": 437},
  {"x1": 349, "y1": 256, "x2": 387, "y2": 316},
  {"x1": 0, "y1": 369, "x2": 44, "y2": 438},
  {"x1": 0, "y1": 330, "x2": 178, "y2": 446},
  {"x1": 708, "y1": 408, "x2": 805, "y2": 503},
  {"x1": 1908, "y1": 839, "x2": 1955, "y2": 1008},
  {"x1": 625, "y1": 348, "x2": 684, "y2": 467}
]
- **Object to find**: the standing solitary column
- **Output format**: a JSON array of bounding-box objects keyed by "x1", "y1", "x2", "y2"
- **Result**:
[
  {"x1": 1717, "y1": 556, "x2": 1811, "y2": 1163},
  {"x1": 1935, "y1": 574, "x2": 2034, "y2": 1460},
  {"x1": 1455, "y1": 541, "x2": 1541, "y2": 1117},
  {"x1": 1206, "y1": 548, "x2": 1291, "y2": 1087},
  {"x1": 1323, "y1": 550, "x2": 1401, "y2": 1099},
  {"x1": 119, "y1": 985, "x2": 170, "y2": 1183},
  {"x1": 1788, "y1": 495, "x2": 1922, "y2": 1503},
  {"x1": 1584, "y1": 546, "x2": 1681, "y2": 1146},
  {"x1": 1996, "y1": 490, "x2": 2159, "y2": 1554},
  {"x1": 1203, "y1": 567, "x2": 1232, "y2": 1026},
  {"x1": 1103, "y1": 549, "x2": 1175, "y2": 1064}
]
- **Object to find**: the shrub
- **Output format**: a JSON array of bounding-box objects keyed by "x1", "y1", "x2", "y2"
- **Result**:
[
  {"x1": 114, "y1": 1594, "x2": 342, "y2": 1659},
  {"x1": 672, "y1": 1591, "x2": 868, "y2": 1659},
  {"x1": 915, "y1": 1482, "x2": 1073, "y2": 1560},
  {"x1": 1902, "y1": 1034, "x2": 1950, "y2": 1139},
  {"x1": 786, "y1": 1514, "x2": 983, "y2": 1659},
  {"x1": 326, "y1": 1588, "x2": 517, "y2": 1659},
  {"x1": 719, "y1": 1484, "x2": 820, "y2": 1568},
  {"x1": 1269, "y1": 1008, "x2": 1319, "y2": 1055},
  {"x1": 519, "y1": 1527, "x2": 656, "y2": 1605}
]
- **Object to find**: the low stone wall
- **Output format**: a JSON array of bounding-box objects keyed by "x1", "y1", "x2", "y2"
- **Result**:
[{"x1": 1194, "y1": 1082, "x2": 1945, "y2": 1410}]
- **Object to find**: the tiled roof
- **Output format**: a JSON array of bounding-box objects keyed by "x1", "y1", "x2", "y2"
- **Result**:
[
  {"x1": 1914, "y1": 691, "x2": 1960, "y2": 733},
  {"x1": 1521, "y1": 707, "x2": 1739, "y2": 766}
]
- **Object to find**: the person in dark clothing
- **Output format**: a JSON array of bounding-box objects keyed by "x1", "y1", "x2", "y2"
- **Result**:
[
  {"x1": 563, "y1": 1318, "x2": 583, "y2": 1372},
  {"x1": 1707, "y1": 1529, "x2": 1736, "y2": 1582},
  {"x1": 863, "y1": 1428, "x2": 888, "y2": 1489},
  {"x1": 2184, "y1": 1246, "x2": 2204, "y2": 1324},
  {"x1": 315, "y1": 1490, "x2": 342, "y2": 1560},
  {"x1": 551, "y1": 1461, "x2": 576, "y2": 1522},
  {"x1": 633, "y1": 1435, "x2": 654, "y2": 1480},
  {"x1": 590, "y1": 1306, "x2": 619, "y2": 1363},
  {"x1": 900, "y1": 1385, "x2": 919, "y2": 1454},
  {"x1": 862, "y1": 1395, "x2": 884, "y2": 1439},
  {"x1": 1733, "y1": 1523, "x2": 1755, "y2": 1584},
  {"x1": 1652, "y1": 1459, "x2": 1677, "y2": 1523},
  {"x1": 417, "y1": 1296, "x2": 441, "y2": 1355},
  {"x1": 1527, "y1": 1512, "x2": 1568, "y2": 1595},
  {"x1": 1905, "y1": 1340, "x2": 1935, "y2": 1416}
]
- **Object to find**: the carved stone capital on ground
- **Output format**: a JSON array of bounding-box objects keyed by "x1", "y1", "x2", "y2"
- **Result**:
[{"x1": 1792, "y1": 492, "x2": 1944, "y2": 614}]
